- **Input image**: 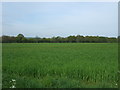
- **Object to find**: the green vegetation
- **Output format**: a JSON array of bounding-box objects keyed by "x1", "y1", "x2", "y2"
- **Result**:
[
  {"x1": 2, "y1": 43, "x2": 118, "y2": 88},
  {"x1": 2, "y1": 34, "x2": 117, "y2": 43}
]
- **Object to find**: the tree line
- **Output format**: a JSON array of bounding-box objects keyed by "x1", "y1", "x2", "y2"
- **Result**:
[{"x1": 1, "y1": 34, "x2": 118, "y2": 43}]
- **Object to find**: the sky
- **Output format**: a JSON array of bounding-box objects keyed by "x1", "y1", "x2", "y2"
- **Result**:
[{"x1": 2, "y1": 2, "x2": 118, "y2": 37}]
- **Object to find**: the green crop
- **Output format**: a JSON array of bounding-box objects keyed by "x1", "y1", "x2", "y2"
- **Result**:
[{"x1": 2, "y1": 43, "x2": 118, "y2": 88}]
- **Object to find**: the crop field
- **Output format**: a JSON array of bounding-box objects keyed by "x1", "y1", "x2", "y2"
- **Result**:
[{"x1": 2, "y1": 43, "x2": 118, "y2": 88}]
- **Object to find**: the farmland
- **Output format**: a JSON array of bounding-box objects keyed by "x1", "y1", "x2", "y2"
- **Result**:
[{"x1": 2, "y1": 43, "x2": 118, "y2": 88}]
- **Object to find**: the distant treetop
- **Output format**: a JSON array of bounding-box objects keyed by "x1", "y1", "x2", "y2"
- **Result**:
[{"x1": 17, "y1": 34, "x2": 24, "y2": 38}]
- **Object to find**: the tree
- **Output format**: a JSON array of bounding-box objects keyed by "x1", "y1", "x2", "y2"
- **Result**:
[
  {"x1": 76, "y1": 35, "x2": 84, "y2": 43},
  {"x1": 1, "y1": 34, "x2": 117, "y2": 43},
  {"x1": 16, "y1": 34, "x2": 24, "y2": 43},
  {"x1": 67, "y1": 35, "x2": 76, "y2": 43},
  {"x1": 35, "y1": 36, "x2": 40, "y2": 43},
  {"x1": 2, "y1": 35, "x2": 16, "y2": 43}
]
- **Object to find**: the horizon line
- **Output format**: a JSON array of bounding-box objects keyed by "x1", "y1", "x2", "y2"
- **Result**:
[{"x1": 1, "y1": 34, "x2": 118, "y2": 38}]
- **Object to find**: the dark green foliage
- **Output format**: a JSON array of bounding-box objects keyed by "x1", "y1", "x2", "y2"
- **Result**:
[
  {"x1": 2, "y1": 35, "x2": 16, "y2": 43},
  {"x1": 16, "y1": 34, "x2": 25, "y2": 43},
  {"x1": 1, "y1": 34, "x2": 118, "y2": 43}
]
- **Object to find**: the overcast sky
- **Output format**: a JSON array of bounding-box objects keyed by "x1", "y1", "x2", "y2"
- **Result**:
[{"x1": 2, "y1": 2, "x2": 118, "y2": 37}]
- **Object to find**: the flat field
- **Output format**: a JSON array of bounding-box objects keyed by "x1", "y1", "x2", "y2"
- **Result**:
[{"x1": 2, "y1": 43, "x2": 118, "y2": 88}]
